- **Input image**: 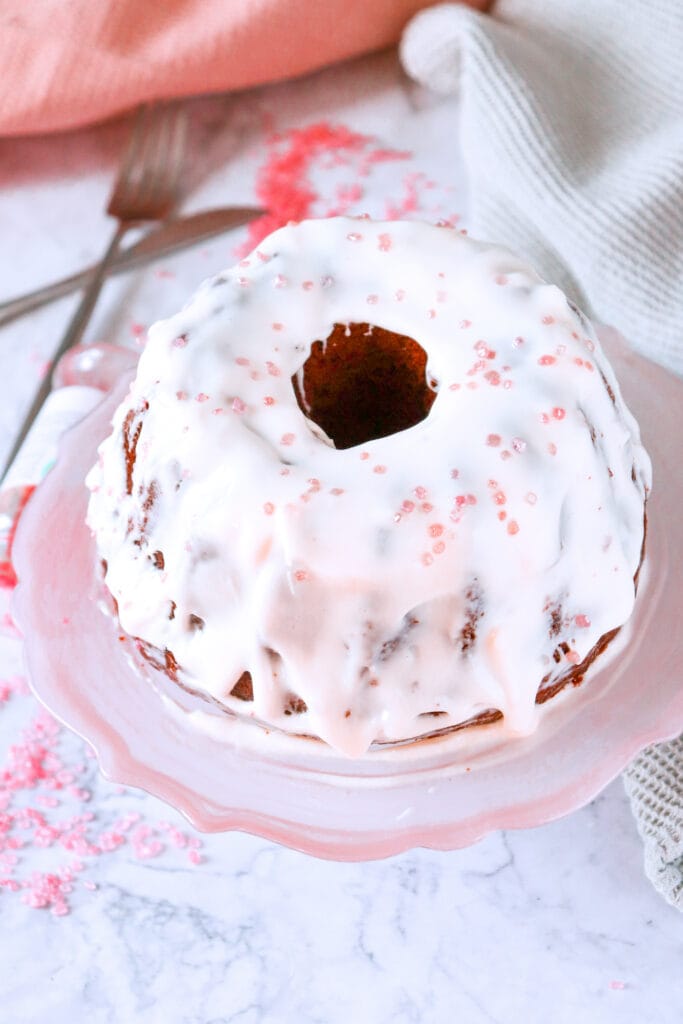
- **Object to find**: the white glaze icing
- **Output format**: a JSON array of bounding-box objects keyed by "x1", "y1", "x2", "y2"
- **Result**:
[{"x1": 86, "y1": 218, "x2": 651, "y2": 757}]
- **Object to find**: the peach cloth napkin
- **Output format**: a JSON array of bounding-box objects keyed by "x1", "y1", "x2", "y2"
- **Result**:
[{"x1": 0, "y1": 0, "x2": 489, "y2": 136}]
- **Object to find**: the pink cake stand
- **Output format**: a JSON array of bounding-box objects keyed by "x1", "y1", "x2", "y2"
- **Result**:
[{"x1": 12, "y1": 328, "x2": 683, "y2": 861}]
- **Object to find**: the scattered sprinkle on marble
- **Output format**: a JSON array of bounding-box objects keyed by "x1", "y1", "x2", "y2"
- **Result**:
[{"x1": 0, "y1": 648, "x2": 206, "y2": 917}]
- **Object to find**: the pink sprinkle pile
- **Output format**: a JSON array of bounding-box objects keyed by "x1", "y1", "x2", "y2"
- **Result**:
[
  {"x1": 0, "y1": 668, "x2": 205, "y2": 917},
  {"x1": 239, "y1": 121, "x2": 457, "y2": 256}
]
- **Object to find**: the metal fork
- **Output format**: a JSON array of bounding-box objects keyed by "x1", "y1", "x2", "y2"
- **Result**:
[{"x1": 0, "y1": 102, "x2": 187, "y2": 485}]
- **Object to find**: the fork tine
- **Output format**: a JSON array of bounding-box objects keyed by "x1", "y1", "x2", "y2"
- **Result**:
[
  {"x1": 163, "y1": 106, "x2": 188, "y2": 203},
  {"x1": 106, "y1": 104, "x2": 153, "y2": 216},
  {"x1": 132, "y1": 104, "x2": 176, "y2": 211},
  {"x1": 123, "y1": 102, "x2": 187, "y2": 220},
  {"x1": 148, "y1": 103, "x2": 186, "y2": 207}
]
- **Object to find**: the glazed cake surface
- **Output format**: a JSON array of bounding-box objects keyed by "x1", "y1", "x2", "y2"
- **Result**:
[{"x1": 86, "y1": 218, "x2": 651, "y2": 756}]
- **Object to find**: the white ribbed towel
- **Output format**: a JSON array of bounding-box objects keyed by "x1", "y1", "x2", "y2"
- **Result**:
[{"x1": 400, "y1": 0, "x2": 683, "y2": 908}]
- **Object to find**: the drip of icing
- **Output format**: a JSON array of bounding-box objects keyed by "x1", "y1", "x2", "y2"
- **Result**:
[{"x1": 86, "y1": 218, "x2": 651, "y2": 757}]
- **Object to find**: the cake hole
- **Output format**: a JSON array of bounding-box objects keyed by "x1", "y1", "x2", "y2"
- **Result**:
[{"x1": 292, "y1": 323, "x2": 437, "y2": 449}]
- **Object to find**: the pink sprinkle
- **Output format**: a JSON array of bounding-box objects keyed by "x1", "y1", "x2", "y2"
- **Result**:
[
  {"x1": 565, "y1": 650, "x2": 581, "y2": 664},
  {"x1": 330, "y1": 487, "x2": 345, "y2": 496},
  {"x1": 373, "y1": 465, "x2": 387, "y2": 474},
  {"x1": 511, "y1": 437, "x2": 527, "y2": 453},
  {"x1": 396, "y1": 289, "x2": 406, "y2": 302},
  {"x1": 302, "y1": 280, "x2": 314, "y2": 291},
  {"x1": 272, "y1": 322, "x2": 284, "y2": 331},
  {"x1": 263, "y1": 502, "x2": 275, "y2": 516},
  {"x1": 274, "y1": 274, "x2": 288, "y2": 288},
  {"x1": 235, "y1": 356, "x2": 250, "y2": 366},
  {"x1": 402, "y1": 500, "x2": 415, "y2": 513},
  {"x1": 486, "y1": 434, "x2": 501, "y2": 447},
  {"x1": 432, "y1": 541, "x2": 445, "y2": 555},
  {"x1": 367, "y1": 294, "x2": 379, "y2": 305},
  {"x1": 493, "y1": 491, "x2": 506, "y2": 506},
  {"x1": 548, "y1": 442, "x2": 558, "y2": 456},
  {"x1": 495, "y1": 274, "x2": 508, "y2": 285},
  {"x1": 130, "y1": 321, "x2": 146, "y2": 338},
  {"x1": 378, "y1": 233, "x2": 392, "y2": 252},
  {"x1": 450, "y1": 468, "x2": 459, "y2": 479},
  {"x1": 609, "y1": 981, "x2": 626, "y2": 991},
  {"x1": 507, "y1": 520, "x2": 520, "y2": 535},
  {"x1": 294, "y1": 570, "x2": 309, "y2": 582},
  {"x1": 263, "y1": 396, "x2": 275, "y2": 406},
  {"x1": 448, "y1": 382, "x2": 461, "y2": 391},
  {"x1": 459, "y1": 320, "x2": 472, "y2": 329},
  {"x1": 542, "y1": 315, "x2": 555, "y2": 325},
  {"x1": 575, "y1": 614, "x2": 591, "y2": 628},
  {"x1": 281, "y1": 433, "x2": 295, "y2": 446},
  {"x1": 414, "y1": 486, "x2": 427, "y2": 499},
  {"x1": 429, "y1": 524, "x2": 444, "y2": 538},
  {"x1": 175, "y1": 390, "x2": 187, "y2": 401},
  {"x1": 421, "y1": 553, "x2": 434, "y2": 567},
  {"x1": 212, "y1": 408, "x2": 225, "y2": 416},
  {"x1": 83, "y1": 881, "x2": 97, "y2": 891},
  {"x1": 232, "y1": 398, "x2": 247, "y2": 415},
  {"x1": 538, "y1": 355, "x2": 556, "y2": 366},
  {"x1": 188, "y1": 850, "x2": 203, "y2": 866},
  {"x1": 553, "y1": 407, "x2": 566, "y2": 420},
  {"x1": 321, "y1": 275, "x2": 334, "y2": 289},
  {"x1": 525, "y1": 492, "x2": 538, "y2": 505},
  {"x1": 196, "y1": 393, "x2": 210, "y2": 403},
  {"x1": 468, "y1": 359, "x2": 487, "y2": 376},
  {"x1": 173, "y1": 335, "x2": 188, "y2": 349},
  {"x1": 360, "y1": 451, "x2": 370, "y2": 461},
  {"x1": 436, "y1": 290, "x2": 447, "y2": 303},
  {"x1": 585, "y1": 339, "x2": 596, "y2": 352},
  {"x1": 427, "y1": 309, "x2": 436, "y2": 319},
  {"x1": 266, "y1": 361, "x2": 281, "y2": 377},
  {"x1": 421, "y1": 502, "x2": 434, "y2": 513}
]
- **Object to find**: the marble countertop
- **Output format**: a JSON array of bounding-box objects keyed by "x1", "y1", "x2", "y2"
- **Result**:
[{"x1": 0, "y1": 48, "x2": 681, "y2": 1024}]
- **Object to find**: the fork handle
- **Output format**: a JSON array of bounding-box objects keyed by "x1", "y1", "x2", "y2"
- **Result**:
[{"x1": 0, "y1": 221, "x2": 128, "y2": 485}]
